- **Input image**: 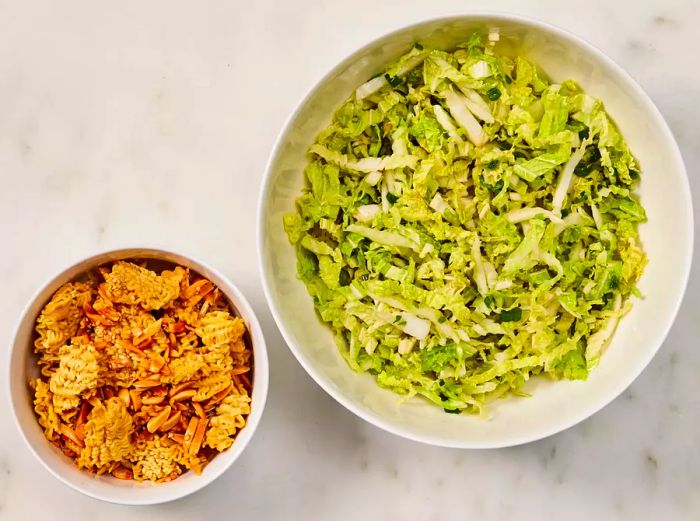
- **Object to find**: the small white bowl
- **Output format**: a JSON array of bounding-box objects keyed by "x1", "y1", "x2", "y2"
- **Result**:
[
  {"x1": 8, "y1": 247, "x2": 269, "y2": 504},
  {"x1": 258, "y1": 14, "x2": 693, "y2": 448}
]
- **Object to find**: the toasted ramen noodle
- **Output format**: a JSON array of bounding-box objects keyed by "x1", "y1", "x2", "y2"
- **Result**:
[
  {"x1": 130, "y1": 437, "x2": 185, "y2": 482},
  {"x1": 49, "y1": 340, "x2": 99, "y2": 415},
  {"x1": 30, "y1": 260, "x2": 253, "y2": 482},
  {"x1": 205, "y1": 391, "x2": 252, "y2": 451},
  {"x1": 78, "y1": 398, "x2": 134, "y2": 469},
  {"x1": 103, "y1": 262, "x2": 182, "y2": 311},
  {"x1": 33, "y1": 380, "x2": 60, "y2": 440},
  {"x1": 167, "y1": 352, "x2": 208, "y2": 384},
  {"x1": 34, "y1": 282, "x2": 93, "y2": 375}
]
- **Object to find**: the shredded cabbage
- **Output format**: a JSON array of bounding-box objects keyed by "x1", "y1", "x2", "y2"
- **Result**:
[{"x1": 284, "y1": 34, "x2": 647, "y2": 414}]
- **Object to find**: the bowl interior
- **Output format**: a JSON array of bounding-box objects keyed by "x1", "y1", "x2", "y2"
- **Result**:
[
  {"x1": 260, "y1": 15, "x2": 692, "y2": 447},
  {"x1": 9, "y1": 248, "x2": 268, "y2": 503}
]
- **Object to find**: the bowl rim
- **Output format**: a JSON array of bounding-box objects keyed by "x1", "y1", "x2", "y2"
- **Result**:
[
  {"x1": 7, "y1": 246, "x2": 269, "y2": 504},
  {"x1": 257, "y1": 12, "x2": 694, "y2": 448}
]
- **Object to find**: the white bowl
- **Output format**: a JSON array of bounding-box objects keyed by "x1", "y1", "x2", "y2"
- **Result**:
[
  {"x1": 258, "y1": 14, "x2": 693, "y2": 448},
  {"x1": 8, "y1": 247, "x2": 269, "y2": 504}
]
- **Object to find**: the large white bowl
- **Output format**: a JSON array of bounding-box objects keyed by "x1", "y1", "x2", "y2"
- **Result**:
[
  {"x1": 258, "y1": 14, "x2": 693, "y2": 448},
  {"x1": 8, "y1": 247, "x2": 269, "y2": 504}
]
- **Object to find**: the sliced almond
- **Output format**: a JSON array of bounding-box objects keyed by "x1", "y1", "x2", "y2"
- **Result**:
[
  {"x1": 188, "y1": 418, "x2": 208, "y2": 455},
  {"x1": 146, "y1": 406, "x2": 172, "y2": 433},
  {"x1": 158, "y1": 411, "x2": 182, "y2": 432},
  {"x1": 192, "y1": 402, "x2": 206, "y2": 420},
  {"x1": 168, "y1": 433, "x2": 185, "y2": 444},
  {"x1": 207, "y1": 384, "x2": 233, "y2": 407},
  {"x1": 182, "y1": 279, "x2": 213, "y2": 300},
  {"x1": 183, "y1": 417, "x2": 198, "y2": 450},
  {"x1": 129, "y1": 389, "x2": 142, "y2": 411},
  {"x1": 142, "y1": 395, "x2": 165, "y2": 405},
  {"x1": 151, "y1": 385, "x2": 168, "y2": 396},
  {"x1": 111, "y1": 466, "x2": 133, "y2": 480},
  {"x1": 134, "y1": 377, "x2": 161, "y2": 389},
  {"x1": 133, "y1": 319, "x2": 163, "y2": 345},
  {"x1": 170, "y1": 381, "x2": 194, "y2": 396},
  {"x1": 118, "y1": 388, "x2": 131, "y2": 408},
  {"x1": 60, "y1": 424, "x2": 84, "y2": 449},
  {"x1": 173, "y1": 402, "x2": 189, "y2": 412},
  {"x1": 170, "y1": 389, "x2": 196, "y2": 403},
  {"x1": 63, "y1": 438, "x2": 83, "y2": 456},
  {"x1": 147, "y1": 356, "x2": 166, "y2": 373},
  {"x1": 74, "y1": 402, "x2": 90, "y2": 440}
]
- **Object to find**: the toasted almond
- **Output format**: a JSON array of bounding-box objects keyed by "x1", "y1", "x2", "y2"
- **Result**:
[
  {"x1": 74, "y1": 402, "x2": 90, "y2": 440},
  {"x1": 134, "y1": 377, "x2": 161, "y2": 389},
  {"x1": 147, "y1": 356, "x2": 166, "y2": 373},
  {"x1": 134, "y1": 337, "x2": 154, "y2": 350},
  {"x1": 158, "y1": 411, "x2": 182, "y2": 432},
  {"x1": 170, "y1": 321, "x2": 186, "y2": 333},
  {"x1": 92, "y1": 340, "x2": 108, "y2": 350},
  {"x1": 118, "y1": 388, "x2": 131, "y2": 408},
  {"x1": 147, "y1": 318, "x2": 163, "y2": 331},
  {"x1": 141, "y1": 404, "x2": 164, "y2": 416},
  {"x1": 170, "y1": 389, "x2": 196, "y2": 403},
  {"x1": 60, "y1": 424, "x2": 84, "y2": 448},
  {"x1": 97, "y1": 305, "x2": 121, "y2": 322},
  {"x1": 141, "y1": 395, "x2": 165, "y2": 405},
  {"x1": 134, "y1": 319, "x2": 163, "y2": 345},
  {"x1": 124, "y1": 339, "x2": 146, "y2": 358},
  {"x1": 129, "y1": 389, "x2": 142, "y2": 411},
  {"x1": 147, "y1": 406, "x2": 172, "y2": 433},
  {"x1": 204, "y1": 288, "x2": 220, "y2": 306},
  {"x1": 192, "y1": 402, "x2": 206, "y2": 420},
  {"x1": 182, "y1": 279, "x2": 212, "y2": 300},
  {"x1": 238, "y1": 373, "x2": 251, "y2": 389},
  {"x1": 173, "y1": 402, "x2": 189, "y2": 412},
  {"x1": 168, "y1": 433, "x2": 185, "y2": 444},
  {"x1": 170, "y1": 381, "x2": 194, "y2": 396},
  {"x1": 111, "y1": 466, "x2": 133, "y2": 480},
  {"x1": 63, "y1": 437, "x2": 83, "y2": 456},
  {"x1": 207, "y1": 384, "x2": 233, "y2": 406},
  {"x1": 183, "y1": 417, "x2": 198, "y2": 450},
  {"x1": 151, "y1": 385, "x2": 168, "y2": 396},
  {"x1": 188, "y1": 418, "x2": 208, "y2": 455},
  {"x1": 85, "y1": 311, "x2": 116, "y2": 327}
]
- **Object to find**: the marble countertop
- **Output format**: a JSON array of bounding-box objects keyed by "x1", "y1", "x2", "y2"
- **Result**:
[{"x1": 0, "y1": 1, "x2": 698, "y2": 519}]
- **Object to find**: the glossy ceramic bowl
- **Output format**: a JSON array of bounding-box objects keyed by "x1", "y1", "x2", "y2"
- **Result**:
[
  {"x1": 8, "y1": 247, "x2": 269, "y2": 504},
  {"x1": 258, "y1": 14, "x2": 693, "y2": 448}
]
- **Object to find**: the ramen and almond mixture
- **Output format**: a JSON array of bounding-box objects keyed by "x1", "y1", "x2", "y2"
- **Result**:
[{"x1": 31, "y1": 260, "x2": 253, "y2": 482}]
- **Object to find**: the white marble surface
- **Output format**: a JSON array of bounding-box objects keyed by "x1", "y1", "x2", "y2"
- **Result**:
[{"x1": 0, "y1": 0, "x2": 698, "y2": 519}]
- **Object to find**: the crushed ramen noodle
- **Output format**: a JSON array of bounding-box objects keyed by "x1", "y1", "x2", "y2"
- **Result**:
[{"x1": 30, "y1": 260, "x2": 253, "y2": 482}]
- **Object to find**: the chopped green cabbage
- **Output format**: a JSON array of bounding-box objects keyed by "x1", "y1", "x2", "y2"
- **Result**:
[{"x1": 284, "y1": 34, "x2": 647, "y2": 414}]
